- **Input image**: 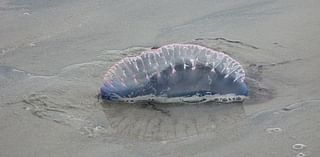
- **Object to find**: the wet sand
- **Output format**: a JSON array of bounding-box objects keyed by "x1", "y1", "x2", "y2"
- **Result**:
[{"x1": 1, "y1": 0, "x2": 320, "y2": 156}]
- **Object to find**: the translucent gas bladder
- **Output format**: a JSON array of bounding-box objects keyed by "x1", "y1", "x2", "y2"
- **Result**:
[{"x1": 101, "y1": 44, "x2": 248, "y2": 103}]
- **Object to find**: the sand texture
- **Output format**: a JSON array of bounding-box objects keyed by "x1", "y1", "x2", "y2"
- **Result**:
[{"x1": 1, "y1": 0, "x2": 320, "y2": 156}]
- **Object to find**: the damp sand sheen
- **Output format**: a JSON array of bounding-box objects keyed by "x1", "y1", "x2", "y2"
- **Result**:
[{"x1": 1, "y1": 1, "x2": 320, "y2": 156}]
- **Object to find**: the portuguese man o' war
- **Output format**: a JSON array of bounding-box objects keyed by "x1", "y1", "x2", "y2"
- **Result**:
[{"x1": 100, "y1": 44, "x2": 248, "y2": 103}]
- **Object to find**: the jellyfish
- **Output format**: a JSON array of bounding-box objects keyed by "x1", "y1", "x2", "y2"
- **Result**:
[{"x1": 100, "y1": 44, "x2": 248, "y2": 103}]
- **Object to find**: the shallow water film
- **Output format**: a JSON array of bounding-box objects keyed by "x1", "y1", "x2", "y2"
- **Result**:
[{"x1": 1, "y1": 0, "x2": 320, "y2": 157}]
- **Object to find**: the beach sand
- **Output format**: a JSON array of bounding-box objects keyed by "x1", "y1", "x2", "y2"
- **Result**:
[{"x1": 1, "y1": 0, "x2": 320, "y2": 156}]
